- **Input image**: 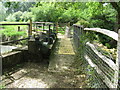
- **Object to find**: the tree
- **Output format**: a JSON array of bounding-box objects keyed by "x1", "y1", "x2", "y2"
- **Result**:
[
  {"x1": 3, "y1": 2, "x2": 35, "y2": 15},
  {"x1": 0, "y1": 2, "x2": 7, "y2": 21},
  {"x1": 110, "y1": 2, "x2": 120, "y2": 32}
]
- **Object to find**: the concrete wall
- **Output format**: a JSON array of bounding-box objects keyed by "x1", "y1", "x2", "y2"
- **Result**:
[{"x1": 2, "y1": 50, "x2": 28, "y2": 72}]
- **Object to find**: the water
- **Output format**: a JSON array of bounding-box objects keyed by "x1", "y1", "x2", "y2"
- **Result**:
[{"x1": 0, "y1": 45, "x2": 17, "y2": 54}]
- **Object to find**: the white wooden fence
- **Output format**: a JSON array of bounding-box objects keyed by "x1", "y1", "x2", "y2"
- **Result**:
[{"x1": 73, "y1": 24, "x2": 119, "y2": 88}]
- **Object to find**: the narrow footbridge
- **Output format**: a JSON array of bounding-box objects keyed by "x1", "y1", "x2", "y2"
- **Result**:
[{"x1": 1, "y1": 21, "x2": 120, "y2": 88}]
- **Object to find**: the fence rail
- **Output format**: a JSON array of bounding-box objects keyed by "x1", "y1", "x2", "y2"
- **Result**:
[
  {"x1": 0, "y1": 21, "x2": 57, "y2": 45},
  {"x1": 1, "y1": 37, "x2": 29, "y2": 45},
  {"x1": 73, "y1": 24, "x2": 119, "y2": 88},
  {"x1": 84, "y1": 28, "x2": 118, "y2": 41},
  {"x1": 0, "y1": 21, "x2": 32, "y2": 36}
]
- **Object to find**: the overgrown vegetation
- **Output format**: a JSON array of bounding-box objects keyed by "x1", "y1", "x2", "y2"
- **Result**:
[
  {"x1": 0, "y1": 85, "x2": 5, "y2": 89},
  {"x1": 0, "y1": 25, "x2": 27, "y2": 46},
  {"x1": 0, "y1": 2, "x2": 118, "y2": 48}
]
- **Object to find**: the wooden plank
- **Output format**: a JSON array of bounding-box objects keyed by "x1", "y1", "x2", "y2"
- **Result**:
[
  {"x1": 29, "y1": 20, "x2": 32, "y2": 36},
  {"x1": 2, "y1": 51, "x2": 21, "y2": 58},
  {"x1": 43, "y1": 29, "x2": 49, "y2": 31},
  {"x1": 86, "y1": 42, "x2": 118, "y2": 71},
  {"x1": 73, "y1": 24, "x2": 84, "y2": 28},
  {"x1": 37, "y1": 25, "x2": 43, "y2": 27},
  {"x1": 84, "y1": 54, "x2": 114, "y2": 88},
  {"x1": 0, "y1": 23, "x2": 30, "y2": 25},
  {"x1": 1, "y1": 37, "x2": 29, "y2": 45},
  {"x1": 13, "y1": 46, "x2": 28, "y2": 51},
  {"x1": 56, "y1": 22, "x2": 58, "y2": 33},
  {"x1": 33, "y1": 22, "x2": 53, "y2": 24},
  {"x1": 84, "y1": 28, "x2": 118, "y2": 41}
]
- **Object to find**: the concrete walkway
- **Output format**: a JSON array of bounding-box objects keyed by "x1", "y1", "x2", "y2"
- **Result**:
[
  {"x1": 1, "y1": 34, "x2": 86, "y2": 88},
  {"x1": 48, "y1": 34, "x2": 75, "y2": 72}
]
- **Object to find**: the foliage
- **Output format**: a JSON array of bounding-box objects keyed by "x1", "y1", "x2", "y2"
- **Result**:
[
  {"x1": 6, "y1": 11, "x2": 34, "y2": 22},
  {"x1": 6, "y1": 14, "x2": 16, "y2": 22},
  {"x1": 60, "y1": 7, "x2": 79, "y2": 23},
  {"x1": 0, "y1": 26, "x2": 27, "y2": 41},
  {"x1": 31, "y1": 3, "x2": 62, "y2": 22},
  {"x1": 20, "y1": 12, "x2": 34, "y2": 22},
  {"x1": 31, "y1": 2, "x2": 84, "y2": 23},
  {"x1": 76, "y1": 19, "x2": 90, "y2": 27},
  {"x1": 3, "y1": 2, "x2": 35, "y2": 14},
  {"x1": 89, "y1": 3, "x2": 116, "y2": 30},
  {"x1": 0, "y1": 2, "x2": 7, "y2": 21},
  {"x1": 6, "y1": 11, "x2": 23, "y2": 22},
  {"x1": 12, "y1": 11, "x2": 23, "y2": 21},
  {"x1": 0, "y1": 85, "x2": 5, "y2": 89}
]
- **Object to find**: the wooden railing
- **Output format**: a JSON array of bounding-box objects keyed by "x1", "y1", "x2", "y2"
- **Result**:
[
  {"x1": 0, "y1": 20, "x2": 32, "y2": 45},
  {"x1": 0, "y1": 20, "x2": 32, "y2": 36},
  {"x1": 0, "y1": 21, "x2": 56, "y2": 45},
  {"x1": 32, "y1": 22, "x2": 56, "y2": 34},
  {"x1": 73, "y1": 24, "x2": 119, "y2": 88}
]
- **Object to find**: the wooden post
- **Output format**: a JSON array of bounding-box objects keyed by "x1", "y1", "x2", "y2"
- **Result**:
[
  {"x1": 56, "y1": 22, "x2": 58, "y2": 33},
  {"x1": 48, "y1": 24, "x2": 51, "y2": 44},
  {"x1": 18, "y1": 26, "x2": 20, "y2": 31},
  {"x1": 43, "y1": 23, "x2": 45, "y2": 31},
  {"x1": 35, "y1": 23, "x2": 37, "y2": 32},
  {"x1": 53, "y1": 23, "x2": 55, "y2": 32},
  {"x1": 30, "y1": 19, "x2": 32, "y2": 35},
  {"x1": 28, "y1": 19, "x2": 32, "y2": 36}
]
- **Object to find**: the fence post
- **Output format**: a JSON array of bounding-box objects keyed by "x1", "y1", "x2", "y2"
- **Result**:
[
  {"x1": 43, "y1": 23, "x2": 45, "y2": 31},
  {"x1": 56, "y1": 22, "x2": 58, "y2": 33},
  {"x1": 18, "y1": 26, "x2": 20, "y2": 31},
  {"x1": 30, "y1": 19, "x2": 32, "y2": 35},
  {"x1": 28, "y1": 19, "x2": 32, "y2": 36},
  {"x1": 48, "y1": 24, "x2": 51, "y2": 44}
]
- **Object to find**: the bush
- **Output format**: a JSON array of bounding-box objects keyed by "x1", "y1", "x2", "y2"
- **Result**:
[
  {"x1": 0, "y1": 26, "x2": 26, "y2": 41},
  {"x1": 6, "y1": 14, "x2": 16, "y2": 21},
  {"x1": 13, "y1": 11, "x2": 23, "y2": 21},
  {"x1": 6, "y1": 11, "x2": 33, "y2": 22},
  {"x1": 76, "y1": 19, "x2": 90, "y2": 27},
  {"x1": 20, "y1": 11, "x2": 34, "y2": 22},
  {"x1": 31, "y1": 4, "x2": 61, "y2": 22}
]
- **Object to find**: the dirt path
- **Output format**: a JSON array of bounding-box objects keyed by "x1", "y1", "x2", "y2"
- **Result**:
[{"x1": 1, "y1": 34, "x2": 86, "y2": 88}]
